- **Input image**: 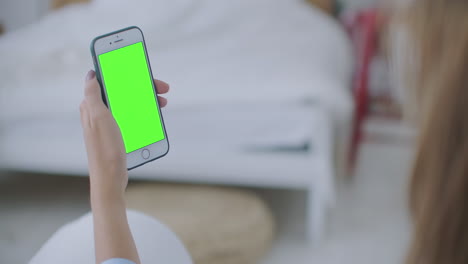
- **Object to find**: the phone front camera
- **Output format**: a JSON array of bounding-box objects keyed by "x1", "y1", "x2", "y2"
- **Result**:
[{"x1": 109, "y1": 42, "x2": 112, "y2": 45}]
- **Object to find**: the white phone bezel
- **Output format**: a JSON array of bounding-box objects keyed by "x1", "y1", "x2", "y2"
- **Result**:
[{"x1": 92, "y1": 27, "x2": 169, "y2": 170}]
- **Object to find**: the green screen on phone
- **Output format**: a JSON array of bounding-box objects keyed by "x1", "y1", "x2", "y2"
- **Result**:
[{"x1": 98, "y1": 42, "x2": 165, "y2": 154}]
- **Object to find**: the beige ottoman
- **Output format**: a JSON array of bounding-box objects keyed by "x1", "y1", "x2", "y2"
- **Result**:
[{"x1": 125, "y1": 183, "x2": 275, "y2": 264}]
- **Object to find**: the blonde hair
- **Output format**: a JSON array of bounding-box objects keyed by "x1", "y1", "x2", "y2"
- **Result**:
[{"x1": 394, "y1": 1, "x2": 468, "y2": 263}]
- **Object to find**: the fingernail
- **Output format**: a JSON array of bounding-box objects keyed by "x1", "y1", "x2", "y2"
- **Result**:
[{"x1": 85, "y1": 70, "x2": 95, "y2": 81}]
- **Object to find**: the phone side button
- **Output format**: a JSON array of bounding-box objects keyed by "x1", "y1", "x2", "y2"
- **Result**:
[{"x1": 141, "y1": 149, "x2": 150, "y2": 160}]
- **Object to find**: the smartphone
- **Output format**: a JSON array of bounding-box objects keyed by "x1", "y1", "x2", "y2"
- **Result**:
[{"x1": 90, "y1": 26, "x2": 169, "y2": 170}]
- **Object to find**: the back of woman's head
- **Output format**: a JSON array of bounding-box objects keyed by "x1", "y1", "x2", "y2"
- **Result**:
[{"x1": 391, "y1": 0, "x2": 468, "y2": 263}]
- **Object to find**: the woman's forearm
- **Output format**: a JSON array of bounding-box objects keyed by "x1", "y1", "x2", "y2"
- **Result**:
[
  {"x1": 83, "y1": 73, "x2": 141, "y2": 264},
  {"x1": 91, "y1": 189, "x2": 140, "y2": 264}
]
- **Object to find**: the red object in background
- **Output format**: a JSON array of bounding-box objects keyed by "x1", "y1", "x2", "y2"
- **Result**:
[{"x1": 342, "y1": 9, "x2": 380, "y2": 168}]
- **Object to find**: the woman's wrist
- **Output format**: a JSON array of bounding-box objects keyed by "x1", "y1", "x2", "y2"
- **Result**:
[
  {"x1": 91, "y1": 192, "x2": 127, "y2": 221},
  {"x1": 90, "y1": 175, "x2": 127, "y2": 211},
  {"x1": 91, "y1": 189, "x2": 124, "y2": 203}
]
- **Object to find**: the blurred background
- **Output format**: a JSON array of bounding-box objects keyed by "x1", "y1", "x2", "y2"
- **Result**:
[{"x1": 0, "y1": 0, "x2": 414, "y2": 263}]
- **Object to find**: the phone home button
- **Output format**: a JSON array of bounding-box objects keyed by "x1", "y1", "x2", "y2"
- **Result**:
[{"x1": 141, "y1": 149, "x2": 150, "y2": 160}]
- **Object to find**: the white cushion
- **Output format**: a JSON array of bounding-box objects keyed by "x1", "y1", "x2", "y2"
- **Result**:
[{"x1": 29, "y1": 210, "x2": 192, "y2": 264}]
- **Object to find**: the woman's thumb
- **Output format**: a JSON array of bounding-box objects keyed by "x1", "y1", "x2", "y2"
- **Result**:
[{"x1": 84, "y1": 70, "x2": 105, "y2": 107}]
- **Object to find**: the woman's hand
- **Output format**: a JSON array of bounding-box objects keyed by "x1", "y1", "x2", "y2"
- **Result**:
[
  {"x1": 80, "y1": 70, "x2": 169, "y2": 264},
  {"x1": 80, "y1": 70, "x2": 170, "y2": 201}
]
